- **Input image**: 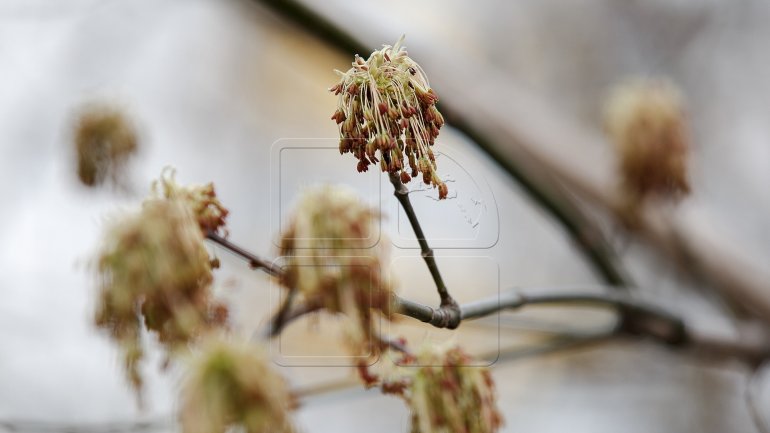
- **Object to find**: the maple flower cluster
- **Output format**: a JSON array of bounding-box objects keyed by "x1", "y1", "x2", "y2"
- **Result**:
[
  {"x1": 408, "y1": 345, "x2": 503, "y2": 433},
  {"x1": 179, "y1": 337, "x2": 295, "y2": 433},
  {"x1": 330, "y1": 36, "x2": 448, "y2": 199},
  {"x1": 74, "y1": 105, "x2": 138, "y2": 187},
  {"x1": 94, "y1": 170, "x2": 229, "y2": 396},
  {"x1": 278, "y1": 185, "x2": 394, "y2": 355},
  {"x1": 604, "y1": 78, "x2": 690, "y2": 203},
  {"x1": 152, "y1": 167, "x2": 230, "y2": 236}
]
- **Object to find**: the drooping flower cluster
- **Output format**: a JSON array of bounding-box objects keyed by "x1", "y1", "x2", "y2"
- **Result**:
[
  {"x1": 278, "y1": 185, "x2": 394, "y2": 355},
  {"x1": 179, "y1": 337, "x2": 295, "y2": 433},
  {"x1": 152, "y1": 167, "x2": 229, "y2": 236},
  {"x1": 94, "y1": 173, "x2": 228, "y2": 396},
  {"x1": 407, "y1": 345, "x2": 503, "y2": 433},
  {"x1": 330, "y1": 36, "x2": 448, "y2": 199},
  {"x1": 74, "y1": 104, "x2": 138, "y2": 187},
  {"x1": 603, "y1": 78, "x2": 690, "y2": 203}
]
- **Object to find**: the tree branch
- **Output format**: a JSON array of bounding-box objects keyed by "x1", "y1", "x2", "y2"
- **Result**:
[
  {"x1": 394, "y1": 289, "x2": 770, "y2": 364},
  {"x1": 388, "y1": 173, "x2": 459, "y2": 325},
  {"x1": 206, "y1": 231, "x2": 282, "y2": 276},
  {"x1": 207, "y1": 235, "x2": 770, "y2": 364},
  {"x1": 266, "y1": 286, "x2": 298, "y2": 337},
  {"x1": 264, "y1": 300, "x2": 322, "y2": 338},
  {"x1": 252, "y1": 0, "x2": 633, "y2": 289}
]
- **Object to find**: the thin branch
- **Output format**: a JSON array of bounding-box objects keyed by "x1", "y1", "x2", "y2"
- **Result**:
[
  {"x1": 206, "y1": 231, "x2": 281, "y2": 276},
  {"x1": 388, "y1": 173, "x2": 461, "y2": 328},
  {"x1": 211, "y1": 235, "x2": 770, "y2": 363},
  {"x1": 267, "y1": 286, "x2": 298, "y2": 337},
  {"x1": 252, "y1": 0, "x2": 633, "y2": 289},
  {"x1": 388, "y1": 175, "x2": 453, "y2": 302},
  {"x1": 264, "y1": 300, "x2": 322, "y2": 338}
]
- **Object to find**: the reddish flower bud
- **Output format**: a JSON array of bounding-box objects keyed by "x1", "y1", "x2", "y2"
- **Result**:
[{"x1": 438, "y1": 182, "x2": 448, "y2": 199}]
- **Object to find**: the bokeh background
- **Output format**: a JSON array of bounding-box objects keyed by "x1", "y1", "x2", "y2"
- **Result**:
[{"x1": 1, "y1": 0, "x2": 768, "y2": 432}]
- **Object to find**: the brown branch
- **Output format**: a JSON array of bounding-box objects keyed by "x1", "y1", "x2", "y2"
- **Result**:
[
  {"x1": 265, "y1": 300, "x2": 322, "y2": 338},
  {"x1": 205, "y1": 231, "x2": 282, "y2": 276},
  {"x1": 211, "y1": 234, "x2": 769, "y2": 363},
  {"x1": 388, "y1": 173, "x2": 461, "y2": 329},
  {"x1": 267, "y1": 286, "x2": 298, "y2": 337}
]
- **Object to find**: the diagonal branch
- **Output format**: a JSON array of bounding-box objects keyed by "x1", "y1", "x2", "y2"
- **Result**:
[
  {"x1": 388, "y1": 173, "x2": 461, "y2": 328},
  {"x1": 388, "y1": 174, "x2": 451, "y2": 302},
  {"x1": 252, "y1": 0, "x2": 632, "y2": 289},
  {"x1": 267, "y1": 286, "x2": 298, "y2": 336},
  {"x1": 206, "y1": 231, "x2": 282, "y2": 276},
  {"x1": 264, "y1": 300, "x2": 322, "y2": 338}
]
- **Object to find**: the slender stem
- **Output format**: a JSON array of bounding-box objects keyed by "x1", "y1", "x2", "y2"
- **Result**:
[
  {"x1": 266, "y1": 301, "x2": 322, "y2": 338},
  {"x1": 206, "y1": 231, "x2": 281, "y2": 276},
  {"x1": 252, "y1": 0, "x2": 632, "y2": 289},
  {"x1": 388, "y1": 173, "x2": 460, "y2": 328},
  {"x1": 393, "y1": 289, "x2": 686, "y2": 343}
]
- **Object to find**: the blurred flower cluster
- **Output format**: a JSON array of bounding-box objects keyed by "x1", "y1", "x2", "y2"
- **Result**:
[
  {"x1": 151, "y1": 167, "x2": 229, "y2": 236},
  {"x1": 604, "y1": 78, "x2": 690, "y2": 205},
  {"x1": 278, "y1": 185, "x2": 394, "y2": 355},
  {"x1": 330, "y1": 36, "x2": 448, "y2": 199},
  {"x1": 94, "y1": 171, "x2": 228, "y2": 397},
  {"x1": 407, "y1": 344, "x2": 503, "y2": 433},
  {"x1": 180, "y1": 337, "x2": 295, "y2": 433},
  {"x1": 74, "y1": 105, "x2": 138, "y2": 187}
]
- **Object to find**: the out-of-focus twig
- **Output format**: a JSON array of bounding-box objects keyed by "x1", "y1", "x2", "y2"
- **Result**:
[
  {"x1": 206, "y1": 231, "x2": 281, "y2": 276},
  {"x1": 264, "y1": 300, "x2": 322, "y2": 338},
  {"x1": 252, "y1": 0, "x2": 633, "y2": 289},
  {"x1": 445, "y1": 70, "x2": 770, "y2": 323}
]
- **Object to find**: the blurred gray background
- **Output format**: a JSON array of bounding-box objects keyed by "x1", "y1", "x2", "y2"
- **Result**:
[{"x1": 0, "y1": 0, "x2": 768, "y2": 432}]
